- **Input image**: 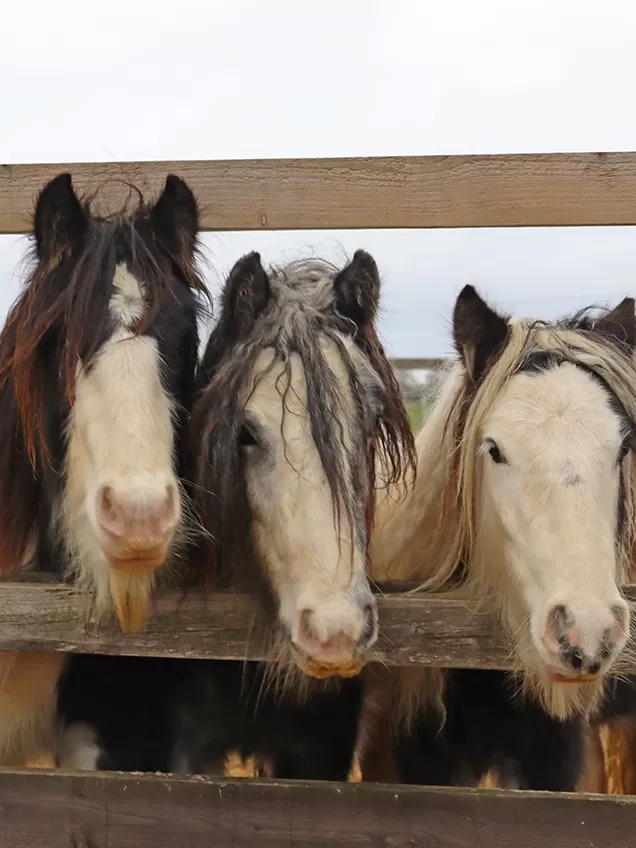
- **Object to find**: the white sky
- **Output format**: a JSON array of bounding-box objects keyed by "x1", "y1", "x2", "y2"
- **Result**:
[{"x1": 2, "y1": 0, "x2": 636, "y2": 356}]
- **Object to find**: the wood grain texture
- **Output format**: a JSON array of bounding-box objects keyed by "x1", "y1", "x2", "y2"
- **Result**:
[
  {"x1": 0, "y1": 768, "x2": 635, "y2": 848},
  {"x1": 3, "y1": 152, "x2": 636, "y2": 234},
  {"x1": 1, "y1": 580, "x2": 636, "y2": 671}
]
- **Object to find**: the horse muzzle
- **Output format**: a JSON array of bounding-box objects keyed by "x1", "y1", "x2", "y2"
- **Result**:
[{"x1": 104, "y1": 542, "x2": 169, "y2": 572}]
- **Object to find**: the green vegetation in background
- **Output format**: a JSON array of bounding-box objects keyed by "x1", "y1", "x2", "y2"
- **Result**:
[
  {"x1": 406, "y1": 397, "x2": 434, "y2": 433},
  {"x1": 401, "y1": 370, "x2": 441, "y2": 434},
  {"x1": 407, "y1": 399, "x2": 423, "y2": 432}
]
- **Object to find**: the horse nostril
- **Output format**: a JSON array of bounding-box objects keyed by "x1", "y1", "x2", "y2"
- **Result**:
[
  {"x1": 569, "y1": 649, "x2": 583, "y2": 671},
  {"x1": 362, "y1": 605, "x2": 374, "y2": 639},
  {"x1": 96, "y1": 485, "x2": 125, "y2": 537},
  {"x1": 359, "y1": 602, "x2": 379, "y2": 651},
  {"x1": 552, "y1": 604, "x2": 573, "y2": 631},
  {"x1": 611, "y1": 602, "x2": 630, "y2": 638},
  {"x1": 156, "y1": 484, "x2": 179, "y2": 536},
  {"x1": 543, "y1": 601, "x2": 627, "y2": 676},
  {"x1": 296, "y1": 608, "x2": 320, "y2": 647},
  {"x1": 543, "y1": 603, "x2": 575, "y2": 654}
]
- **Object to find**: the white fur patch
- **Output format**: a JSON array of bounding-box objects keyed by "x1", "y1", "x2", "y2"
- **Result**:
[
  {"x1": 481, "y1": 362, "x2": 627, "y2": 678},
  {"x1": 243, "y1": 338, "x2": 373, "y2": 653},
  {"x1": 63, "y1": 263, "x2": 179, "y2": 624},
  {"x1": 110, "y1": 264, "x2": 145, "y2": 326},
  {"x1": 57, "y1": 722, "x2": 103, "y2": 770}
]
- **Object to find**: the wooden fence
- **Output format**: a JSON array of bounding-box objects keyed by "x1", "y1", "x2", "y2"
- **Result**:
[{"x1": 2, "y1": 152, "x2": 636, "y2": 847}]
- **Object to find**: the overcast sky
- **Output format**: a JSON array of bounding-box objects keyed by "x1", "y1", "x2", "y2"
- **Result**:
[{"x1": 2, "y1": 0, "x2": 636, "y2": 357}]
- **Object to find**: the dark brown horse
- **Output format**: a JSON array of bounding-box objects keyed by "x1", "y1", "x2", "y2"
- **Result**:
[{"x1": 0, "y1": 172, "x2": 209, "y2": 765}]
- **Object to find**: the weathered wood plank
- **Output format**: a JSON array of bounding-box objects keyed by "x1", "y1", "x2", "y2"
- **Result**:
[
  {"x1": 0, "y1": 768, "x2": 634, "y2": 848},
  {"x1": 0, "y1": 582, "x2": 508, "y2": 668},
  {"x1": 0, "y1": 581, "x2": 635, "y2": 672},
  {"x1": 3, "y1": 152, "x2": 636, "y2": 234}
]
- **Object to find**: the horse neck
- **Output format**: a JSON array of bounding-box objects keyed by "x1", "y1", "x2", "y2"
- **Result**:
[{"x1": 370, "y1": 367, "x2": 464, "y2": 586}]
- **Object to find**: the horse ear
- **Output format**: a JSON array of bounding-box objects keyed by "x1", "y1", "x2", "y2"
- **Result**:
[
  {"x1": 594, "y1": 297, "x2": 636, "y2": 350},
  {"x1": 33, "y1": 173, "x2": 88, "y2": 261},
  {"x1": 150, "y1": 174, "x2": 199, "y2": 261},
  {"x1": 222, "y1": 251, "x2": 270, "y2": 339},
  {"x1": 453, "y1": 285, "x2": 509, "y2": 381},
  {"x1": 333, "y1": 250, "x2": 380, "y2": 332}
]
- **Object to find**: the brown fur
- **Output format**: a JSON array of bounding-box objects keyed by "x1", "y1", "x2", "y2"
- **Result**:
[
  {"x1": 0, "y1": 652, "x2": 67, "y2": 765},
  {"x1": 582, "y1": 720, "x2": 636, "y2": 794},
  {"x1": 579, "y1": 724, "x2": 609, "y2": 793}
]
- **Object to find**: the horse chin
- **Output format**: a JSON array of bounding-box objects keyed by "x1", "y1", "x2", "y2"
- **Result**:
[
  {"x1": 544, "y1": 668, "x2": 602, "y2": 685},
  {"x1": 295, "y1": 654, "x2": 368, "y2": 680},
  {"x1": 104, "y1": 544, "x2": 169, "y2": 573},
  {"x1": 108, "y1": 567, "x2": 156, "y2": 633}
]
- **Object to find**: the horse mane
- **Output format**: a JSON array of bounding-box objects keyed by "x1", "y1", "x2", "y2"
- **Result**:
[
  {"x1": 372, "y1": 309, "x2": 636, "y2": 596},
  {"x1": 192, "y1": 258, "x2": 415, "y2": 589},
  {"x1": 0, "y1": 186, "x2": 210, "y2": 574}
]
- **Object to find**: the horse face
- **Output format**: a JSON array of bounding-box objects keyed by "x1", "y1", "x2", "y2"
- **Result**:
[
  {"x1": 481, "y1": 362, "x2": 629, "y2": 680},
  {"x1": 65, "y1": 264, "x2": 186, "y2": 629},
  {"x1": 194, "y1": 250, "x2": 416, "y2": 678},
  {"x1": 242, "y1": 341, "x2": 380, "y2": 677},
  {"x1": 481, "y1": 361, "x2": 630, "y2": 683},
  {"x1": 451, "y1": 286, "x2": 636, "y2": 688}
]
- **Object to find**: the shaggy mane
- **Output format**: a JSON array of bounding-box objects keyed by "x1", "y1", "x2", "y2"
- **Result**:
[
  {"x1": 0, "y1": 185, "x2": 210, "y2": 577},
  {"x1": 193, "y1": 257, "x2": 416, "y2": 595}
]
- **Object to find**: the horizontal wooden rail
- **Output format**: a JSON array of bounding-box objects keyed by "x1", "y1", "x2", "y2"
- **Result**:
[
  {"x1": 0, "y1": 768, "x2": 634, "y2": 847},
  {"x1": 2, "y1": 581, "x2": 636, "y2": 672},
  {"x1": 3, "y1": 152, "x2": 636, "y2": 234}
]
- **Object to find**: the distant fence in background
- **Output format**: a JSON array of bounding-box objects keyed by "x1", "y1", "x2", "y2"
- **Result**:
[{"x1": 1, "y1": 152, "x2": 636, "y2": 847}]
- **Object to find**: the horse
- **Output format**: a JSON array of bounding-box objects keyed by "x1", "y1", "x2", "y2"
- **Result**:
[
  {"x1": 0, "y1": 171, "x2": 208, "y2": 766},
  {"x1": 361, "y1": 284, "x2": 636, "y2": 791},
  {"x1": 54, "y1": 249, "x2": 416, "y2": 780}
]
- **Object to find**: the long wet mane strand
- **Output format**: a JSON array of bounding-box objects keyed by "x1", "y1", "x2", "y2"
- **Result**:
[{"x1": 193, "y1": 258, "x2": 415, "y2": 589}]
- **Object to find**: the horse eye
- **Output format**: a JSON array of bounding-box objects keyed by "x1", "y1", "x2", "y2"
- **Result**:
[
  {"x1": 487, "y1": 441, "x2": 507, "y2": 465},
  {"x1": 238, "y1": 424, "x2": 259, "y2": 448},
  {"x1": 374, "y1": 394, "x2": 388, "y2": 421}
]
